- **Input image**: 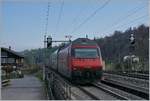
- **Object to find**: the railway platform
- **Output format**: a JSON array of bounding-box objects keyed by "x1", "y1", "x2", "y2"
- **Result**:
[{"x1": 1, "y1": 75, "x2": 47, "y2": 100}]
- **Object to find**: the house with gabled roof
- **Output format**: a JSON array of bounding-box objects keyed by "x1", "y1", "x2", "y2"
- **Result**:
[{"x1": 1, "y1": 47, "x2": 24, "y2": 72}]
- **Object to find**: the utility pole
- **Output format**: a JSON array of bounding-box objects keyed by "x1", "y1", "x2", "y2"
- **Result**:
[
  {"x1": 43, "y1": 35, "x2": 47, "y2": 80},
  {"x1": 43, "y1": 1, "x2": 50, "y2": 81}
]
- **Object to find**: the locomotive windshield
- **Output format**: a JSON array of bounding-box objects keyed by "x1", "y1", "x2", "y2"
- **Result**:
[{"x1": 72, "y1": 48, "x2": 99, "y2": 58}]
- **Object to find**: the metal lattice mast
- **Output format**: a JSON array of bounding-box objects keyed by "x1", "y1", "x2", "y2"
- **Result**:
[{"x1": 43, "y1": 1, "x2": 50, "y2": 81}]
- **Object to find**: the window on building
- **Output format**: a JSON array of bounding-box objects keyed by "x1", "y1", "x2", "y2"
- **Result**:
[
  {"x1": 1, "y1": 52, "x2": 7, "y2": 58},
  {"x1": 1, "y1": 58, "x2": 7, "y2": 63},
  {"x1": 8, "y1": 58, "x2": 15, "y2": 63}
]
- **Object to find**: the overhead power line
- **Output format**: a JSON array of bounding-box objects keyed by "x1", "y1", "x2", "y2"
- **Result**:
[
  {"x1": 62, "y1": 0, "x2": 91, "y2": 35},
  {"x1": 55, "y1": 0, "x2": 64, "y2": 32},
  {"x1": 116, "y1": 14, "x2": 148, "y2": 29},
  {"x1": 70, "y1": 0, "x2": 111, "y2": 34},
  {"x1": 62, "y1": 6, "x2": 84, "y2": 34},
  {"x1": 102, "y1": 4, "x2": 146, "y2": 33},
  {"x1": 104, "y1": 14, "x2": 148, "y2": 34}
]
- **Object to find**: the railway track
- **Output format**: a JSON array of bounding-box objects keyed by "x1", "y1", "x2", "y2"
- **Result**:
[
  {"x1": 46, "y1": 68, "x2": 148, "y2": 100},
  {"x1": 76, "y1": 86, "x2": 100, "y2": 100},
  {"x1": 92, "y1": 82, "x2": 144, "y2": 100},
  {"x1": 127, "y1": 72, "x2": 149, "y2": 80},
  {"x1": 75, "y1": 81, "x2": 144, "y2": 100},
  {"x1": 105, "y1": 71, "x2": 149, "y2": 80},
  {"x1": 104, "y1": 73, "x2": 149, "y2": 89},
  {"x1": 76, "y1": 85, "x2": 120, "y2": 100},
  {"x1": 73, "y1": 82, "x2": 144, "y2": 100},
  {"x1": 46, "y1": 71, "x2": 128, "y2": 100},
  {"x1": 91, "y1": 83, "x2": 128, "y2": 100},
  {"x1": 101, "y1": 79, "x2": 149, "y2": 100}
]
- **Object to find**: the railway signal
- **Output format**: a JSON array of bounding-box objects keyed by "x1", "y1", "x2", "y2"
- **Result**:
[
  {"x1": 47, "y1": 35, "x2": 52, "y2": 48},
  {"x1": 129, "y1": 33, "x2": 138, "y2": 72},
  {"x1": 44, "y1": 35, "x2": 72, "y2": 48},
  {"x1": 130, "y1": 33, "x2": 135, "y2": 45},
  {"x1": 129, "y1": 33, "x2": 135, "y2": 52}
]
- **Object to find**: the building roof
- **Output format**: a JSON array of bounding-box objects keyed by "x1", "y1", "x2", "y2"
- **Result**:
[{"x1": 1, "y1": 47, "x2": 24, "y2": 58}]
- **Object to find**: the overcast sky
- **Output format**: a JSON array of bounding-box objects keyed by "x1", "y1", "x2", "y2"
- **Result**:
[{"x1": 1, "y1": 0, "x2": 149, "y2": 51}]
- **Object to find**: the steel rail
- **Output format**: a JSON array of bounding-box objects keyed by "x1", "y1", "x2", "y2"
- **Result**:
[
  {"x1": 104, "y1": 71, "x2": 149, "y2": 80},
  {"x1": 76, "y1": 86, "x2": 100, "y2": 100},
  {"x1": 104, "y1": 73, "x2": 149, "y2": 83},
  {"x1": 101, "y1": 79, "x2": 149, "y2": 99},
  {"x1": 92, "y1": 83, "x2": 129, "y2": 100}
]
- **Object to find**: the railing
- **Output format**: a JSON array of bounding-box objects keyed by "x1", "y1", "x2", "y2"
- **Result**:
[{"x1": 45, "y1": 68, "x2": 71, "y2": 100}]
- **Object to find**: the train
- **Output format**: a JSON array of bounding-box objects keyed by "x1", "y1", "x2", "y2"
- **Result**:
[{"x1": 48, "y1": 38, "x2": 103, "y2": 83}]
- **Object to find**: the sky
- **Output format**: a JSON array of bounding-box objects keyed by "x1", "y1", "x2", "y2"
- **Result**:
[{"x1": 0, "y1": 0, "x2": 149, "y2": 51}]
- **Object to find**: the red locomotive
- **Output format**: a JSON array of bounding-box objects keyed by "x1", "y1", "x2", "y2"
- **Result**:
[{"x1": 49, "y1": 38, "x2": 103, "y2": 83}]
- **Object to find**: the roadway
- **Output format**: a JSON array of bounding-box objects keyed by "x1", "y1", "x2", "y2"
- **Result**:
[{"x1": 1, "y1": 75, "x2": 47, "y2": 100}]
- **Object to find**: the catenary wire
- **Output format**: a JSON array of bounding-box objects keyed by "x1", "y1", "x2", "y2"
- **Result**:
[
  {"x1": 55, "y1": 0, "x2": 64, "y2": 33},
  {"x1": 70, "y1": 0, "x2": 111, "y2": 34}
]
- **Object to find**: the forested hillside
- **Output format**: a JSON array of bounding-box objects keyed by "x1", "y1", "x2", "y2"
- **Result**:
[
  {"x1": 21, "y1": 24, "x2": 149, "y2": 71},
  {"x1": 96, "y1": 24, "x2": 149, "y2": 63},
  {"x1": 21, "y1": 46, "x2": 58, "y2": 68}
]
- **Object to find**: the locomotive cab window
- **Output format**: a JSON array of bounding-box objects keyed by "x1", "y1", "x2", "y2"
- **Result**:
[{"x1": 72, "y1": 48, "x2": 99, "y2": 58}]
